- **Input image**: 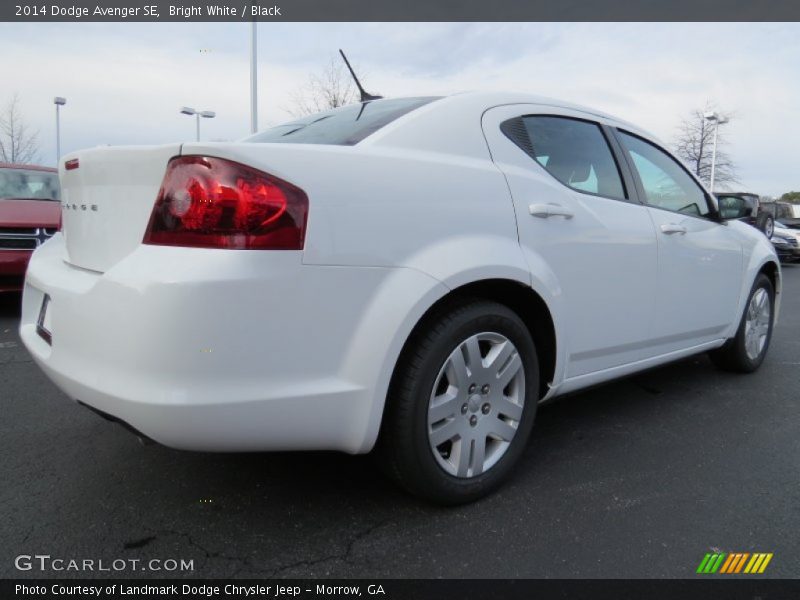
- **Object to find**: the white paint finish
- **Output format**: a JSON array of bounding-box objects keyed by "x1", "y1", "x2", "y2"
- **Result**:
[
  {"x1": 22, "y1": 235, "x2": 445, "y2": 452},
  {"x1": 59, "y1": 144, "x2": 182, "y2": 272},
  {"x1": 645, "y1": 207, "x2": 744, "y2": 347},
  {"x1": 773, "y1": 222, "x2": 800, "y2": 245},
  {"x1": 180, "y1": 142, "x2": 520, "y2": 275},
  {"x1": 21, "y1": 92, "x2": 782, "y2": 453},
  {"x1": 735, "y1": 220, "x2": 783, "y2": 325},
  {"x1": 553, "y1": 339, "x2": 727, "y2": 397}
]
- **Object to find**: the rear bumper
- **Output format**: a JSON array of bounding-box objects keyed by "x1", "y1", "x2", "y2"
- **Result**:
[
  {"x1": 0, "y1": 249, "x2": 31, "y2": 291},
  {"x1": 21, "y1": 235, "x2": 444, "y2": 453}
]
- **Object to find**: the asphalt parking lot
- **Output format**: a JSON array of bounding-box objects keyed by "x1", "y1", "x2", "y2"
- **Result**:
[{"x1": 2, "y1": 265, "x2": 799, "y2": 580}]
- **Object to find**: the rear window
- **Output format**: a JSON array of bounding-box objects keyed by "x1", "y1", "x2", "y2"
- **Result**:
[
  {"x1": 244, "y1": 97, "x2": 440, "y2": 146},
  {"x1": 0, "y1": 168, "x2": 60, "y2": 201}
]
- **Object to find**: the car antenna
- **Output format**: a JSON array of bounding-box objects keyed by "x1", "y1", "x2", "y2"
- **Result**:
[{"x1": 339, "y1": 49, "x2": 382, "y2": 102}]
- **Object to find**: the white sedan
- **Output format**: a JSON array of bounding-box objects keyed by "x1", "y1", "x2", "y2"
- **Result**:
[
  {"x1": 21, "y1": 92, "x2": 780, "y2": 503},
  {"x1": 772, "y1": 220, "x2": 800, "y2": 262}
]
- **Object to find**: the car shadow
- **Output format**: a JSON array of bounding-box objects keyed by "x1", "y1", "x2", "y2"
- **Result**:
[{"x1": 95, "y1": 352, "x2": 726, "y2": 511}]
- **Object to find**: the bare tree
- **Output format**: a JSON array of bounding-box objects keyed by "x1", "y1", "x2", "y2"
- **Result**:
[
  {"x1": 673, "y1": 103, "x2": 737, "y2": 190},
  {"x1": 0, "y1": 93, "x2": 40, "y2": 164},
  {"x1": 287, "y1": 57, "x2": 360, "y2": 117}
]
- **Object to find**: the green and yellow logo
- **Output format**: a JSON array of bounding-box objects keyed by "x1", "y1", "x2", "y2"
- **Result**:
[{"x1": 697, "y1": 552, "x2": 773, "y2": 574}]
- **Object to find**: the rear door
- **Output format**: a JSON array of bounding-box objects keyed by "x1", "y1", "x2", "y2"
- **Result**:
[
  {"x1": 482, "y1": 105, "x2": 659, "y2": 378},
  {"x1": 613, "y1": 130, "x2": 743, "y2": 349}
]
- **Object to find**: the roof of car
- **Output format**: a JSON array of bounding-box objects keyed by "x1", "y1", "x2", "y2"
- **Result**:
[
  {"x1": 450, "y1": 91, "x2": 617, "y2": 116},
  {"x1": 437, "y1": 91, "x2": 656, "y2": 141},
  {"x1": 0, "y1": 162, "x2": 57, "y2": 173}
]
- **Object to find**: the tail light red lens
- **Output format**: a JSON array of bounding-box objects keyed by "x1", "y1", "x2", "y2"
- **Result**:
[{"x1": 143, "y1": 156, "x2": 308, "y2": 250}]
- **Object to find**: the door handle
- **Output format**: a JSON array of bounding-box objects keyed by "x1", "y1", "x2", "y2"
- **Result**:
[
  {"x1": 529, "y1": 203, "x2": 574, "y2": 219},
  {"x1": 660, "y1": 223, "x2": 687, "y2": 235}
]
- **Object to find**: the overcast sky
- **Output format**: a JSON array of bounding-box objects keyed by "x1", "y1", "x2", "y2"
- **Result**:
[{"x1": 1, "y1": 22, "x2": 797, "y2": 195}]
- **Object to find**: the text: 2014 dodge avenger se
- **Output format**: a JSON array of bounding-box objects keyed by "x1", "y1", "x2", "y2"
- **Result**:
[{"x1": 20, "y1": 93, "x2": 780, "y2": 503}]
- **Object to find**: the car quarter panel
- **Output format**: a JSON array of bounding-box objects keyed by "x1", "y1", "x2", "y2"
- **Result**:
[
  {"x1": 180, "y1": 141, "x2": 522, "y2": 274},
  {"x1": 183, "y1": 108, "x2": 567, "y2": 447}
]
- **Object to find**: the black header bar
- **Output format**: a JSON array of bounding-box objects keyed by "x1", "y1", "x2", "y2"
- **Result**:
[{"x1": 3, "y1": 0, "x2": 800, "y2": 22}]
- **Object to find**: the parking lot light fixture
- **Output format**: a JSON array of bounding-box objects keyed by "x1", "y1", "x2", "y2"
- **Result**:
[
  {"x1": 54, "y1": 97, "x2": 66, "y2": 163},
  {"x1": 180, "y1": 107, "x2": 215, "y2": 142},
  {"x1": 704, "y1": 111, "x2": 730, "y2": 192},
  {"x1": 250, "y1": 21, "x2": 258, "y2": 134}
]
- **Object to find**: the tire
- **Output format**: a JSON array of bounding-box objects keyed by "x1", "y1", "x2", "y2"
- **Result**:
[
  {"x1": 708, "y1": 273, "x2": 775, "y2": 373},
  {"x1": 378, "y1": 299, "x2": 539, "y2": 504},
  {"x1": 756, "y1": 213, "x2": 775, "y2": 238}
]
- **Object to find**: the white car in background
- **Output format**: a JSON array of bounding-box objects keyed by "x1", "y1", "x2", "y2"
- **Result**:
[
  {"x1": 20, "y1": 93, "x2": 780, "y2": 503},
  {"x1": 771, "y1": 220, "x2": 800, "y2": 262}
]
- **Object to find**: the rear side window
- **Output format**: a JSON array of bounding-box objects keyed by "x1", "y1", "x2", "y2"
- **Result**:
[
  {"x1": 244, "y1": 97, "x2": 440, "y2": 146},
  {"x1": 618, "y1": 131, "x2": 711, "y2": 217},
  {"x1": 501, "y1": 115, "x2": 626, "y2": 200}
]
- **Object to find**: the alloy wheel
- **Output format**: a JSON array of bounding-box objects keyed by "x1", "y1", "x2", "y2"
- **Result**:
[
  {"x1": 744, "y1": 288, "x2": 771, "y2": 360},
  {"x1": 427, "y1": 332, "x2": 525, "y2": 478}
]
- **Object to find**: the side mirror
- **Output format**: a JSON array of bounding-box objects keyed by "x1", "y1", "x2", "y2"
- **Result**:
[{"x1": 716, "y1": 196, "x2": 752, "y2": 220}]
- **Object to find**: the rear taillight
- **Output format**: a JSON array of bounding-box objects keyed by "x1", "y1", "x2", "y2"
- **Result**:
[{"x1": 143, "y1": 156, "x2": 308, "y2": 250}]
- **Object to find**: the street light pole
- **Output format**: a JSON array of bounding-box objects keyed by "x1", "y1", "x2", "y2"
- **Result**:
[
  {"x1": 709, "y1": 122, "x2": 719, "y2": 192},
  {"x1": 704, "y1": 111, "x2": 729, "y2": 192},
  {"x1": 180, "y1": 107, "x2": 216, "y2": 142},
  {"x1": 249, "y1": 21, "x2": 258, "y2": 134},
  {"x1": 54, "y1": 97, "x2": 66, "y2": 162}
]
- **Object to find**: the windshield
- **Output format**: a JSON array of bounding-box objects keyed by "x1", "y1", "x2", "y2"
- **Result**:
[
  {"x1": 0, "y1": 168, "x2": 60, "y2": 201},
  {"x1": 244, "y1": 97, "x2": 440, "y2": 146}
]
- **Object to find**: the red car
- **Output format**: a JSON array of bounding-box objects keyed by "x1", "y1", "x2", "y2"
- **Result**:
[{"x1": 0, "y1": 163, "x2": 61, "y2": 292}]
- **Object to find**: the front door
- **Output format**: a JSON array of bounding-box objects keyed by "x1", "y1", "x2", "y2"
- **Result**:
[{"x1": 614, "y1": 130, "x2": 744, "y2": 351}]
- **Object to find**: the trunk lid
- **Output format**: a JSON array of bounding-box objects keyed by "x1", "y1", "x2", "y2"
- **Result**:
[{"x1": 59, "y1": 144, "x2": 180, "y2": 272}]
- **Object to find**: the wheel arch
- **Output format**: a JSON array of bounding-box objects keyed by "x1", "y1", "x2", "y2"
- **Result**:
[
  {"x1": 383, "y1": 278, "x2": 558, "y2": 423},
  {"x1": 759, "y1": 259, "x2": 781, "y2": 321},
  {"x1": 759, "y1": 259, "x2": 780, "y2": 295},
  {"x1": 727, "y1": 255, "x2": 782, "y2": 342}
]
